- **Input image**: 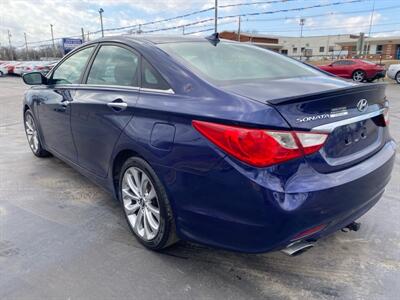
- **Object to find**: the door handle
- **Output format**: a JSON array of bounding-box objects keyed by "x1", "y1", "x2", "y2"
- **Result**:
[{"x1": 107, "y1": 100, "x2": 128, "y2": 111}]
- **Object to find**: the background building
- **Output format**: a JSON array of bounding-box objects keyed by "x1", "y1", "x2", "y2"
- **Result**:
[
  {"x1": 278, "y1": 34, "x2": 359, "y2": 59},
  {"x1": 219, "y1": 31, "x2": 283, "y2": 52},
  {"x1": 220, "y1": 31, "x2": 400, "y2": 61},
  {"x1": 336, "y1": 36, "x2": 400, "y2": 60}
]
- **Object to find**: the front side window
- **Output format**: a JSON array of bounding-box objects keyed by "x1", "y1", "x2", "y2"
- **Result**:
[
  {"x1": 52, "y1": 46, "x2": 94, "y2": 84},
  {"x1": 159, "y1": 42, "x2": 320, "y2": 85},
  {"x1": 87, "y1": 45, "x2": 139, "y2": 87}
]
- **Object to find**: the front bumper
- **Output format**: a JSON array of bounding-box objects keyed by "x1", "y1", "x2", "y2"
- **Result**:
[{"x1": 167, "y1": 140, "x2": 396, "y2": 253}]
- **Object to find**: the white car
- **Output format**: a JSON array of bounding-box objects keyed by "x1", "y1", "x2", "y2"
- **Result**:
[
  {"x1": 387, "y1": 64, "x2": 400, "y2": 84},
  {"x1": 12, "y1": 62, "x2": 27, "y2": 75},
  {"x1": 0, "y1": 65, "x2": 7, "y2": 76}
]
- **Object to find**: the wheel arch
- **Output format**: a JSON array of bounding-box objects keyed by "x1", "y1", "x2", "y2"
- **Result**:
[
  {"x1": 351, "y1": 69, "x2": 366, "y2": 81},
  {"x1": 23, "y1": 104, "x2": 30, "y2": 114},
  {"x1": 112, "y1": 149, "x2": 142, "y2": 200},
  {"x1": 352, "y1": 69, "x2": 365, "y2": 76},
  {"x1": 395, "y1": 71, "x2": 400, "y2": 83}
]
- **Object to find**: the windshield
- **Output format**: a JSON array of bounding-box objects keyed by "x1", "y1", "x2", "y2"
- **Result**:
[{"x1": 158, "y1": 41, "x2": 321, "y2": 85}]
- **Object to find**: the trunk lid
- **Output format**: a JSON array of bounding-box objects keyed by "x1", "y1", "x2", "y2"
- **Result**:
[{"x1": 222, "y1": 77, "x2": 388, "y2": 173}]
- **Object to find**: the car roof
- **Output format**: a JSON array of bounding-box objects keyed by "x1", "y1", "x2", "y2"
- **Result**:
[{"x1": 90, "y1": 34, "x2": 217, "y2": 45}]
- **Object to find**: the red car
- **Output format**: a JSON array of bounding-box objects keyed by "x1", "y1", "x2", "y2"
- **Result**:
[{"x1": 318, "y1": 59, "x2": 386, "y2": 82}]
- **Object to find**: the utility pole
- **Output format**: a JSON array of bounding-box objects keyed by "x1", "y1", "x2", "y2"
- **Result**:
[
  {"x1": 24, "y1": 32, "x2": 29, "y2": 59},
  {"x1": 87, "y1": 31, "x2": 90, "y2": 41},
  {"x1": 137, "y1": 24, "x2": 142, "y2": 34},
  {"x1": 50, "y1": 24, "x2": 56, "y2": 57},
  {"x1": 214, "y1": 0, "x2": 218, "y2": 33},
  {"x1": 237, "y1": 16, "x2": 241, "y2": 41},
  {"x1": 366, "y1": 0, "x2": 376, "y2": 55},
  {"x1": 81, "y1": 27, "x2": 85, "y2": 42},
  {"x1": 99, "y1": 8, "x2": 104, "y2": 37},
  {"x1": 7, "y1": 30, "x2": 14, "y2": 60},
  {"x1": 299, "y1": 18, "x2": 305, "y2": 38},
  {"x1": 182, "y1": 25, "x2": 185, "y2": 35},
  {"x1": 299, "y1": 18, "x2": 305, "y2": 60}
]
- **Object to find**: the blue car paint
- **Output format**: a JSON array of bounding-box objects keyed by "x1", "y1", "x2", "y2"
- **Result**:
[{"x1": 23, "y1": 36, "x2": 396, "y2": 253}]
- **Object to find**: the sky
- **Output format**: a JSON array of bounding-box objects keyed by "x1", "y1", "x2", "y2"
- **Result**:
[{"x1": 1, "y1": 0, "x2": 400, "y2": 49}]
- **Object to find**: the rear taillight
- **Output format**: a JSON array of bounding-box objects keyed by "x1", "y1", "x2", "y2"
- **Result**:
[{"x1": 192, "y1": 120, "x2": 328, "y2": 167}]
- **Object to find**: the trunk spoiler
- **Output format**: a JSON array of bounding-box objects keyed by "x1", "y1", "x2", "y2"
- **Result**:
[{"x1": 267, "y1": 82, "x2": 387, "y2": 105}]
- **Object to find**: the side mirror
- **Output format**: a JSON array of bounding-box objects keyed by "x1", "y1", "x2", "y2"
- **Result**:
[{"x1": 22, "y1": 72, "x2": 47, "y2": 85}]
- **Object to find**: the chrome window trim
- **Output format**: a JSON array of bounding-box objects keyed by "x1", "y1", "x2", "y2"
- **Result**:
[
  {"x1": 49, "y1": 84, "x2": 174, "y2": 94},
  {"x1": 53, "y1": 84, "x2": 141, "y2": 92},
  {"x1": 312, "y1": 108, "x2": 385, "y2": 133},
  {"x1": 140, "y1": 87, "x2": 175, "y2": 95},
  {"x1": 79, "y1": 84, "x2": 140, "y2": 91}
]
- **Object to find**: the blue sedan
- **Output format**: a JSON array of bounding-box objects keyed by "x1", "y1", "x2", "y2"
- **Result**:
[{"x1": 22, "y1": 35, "x2": 395, "y2": 255}]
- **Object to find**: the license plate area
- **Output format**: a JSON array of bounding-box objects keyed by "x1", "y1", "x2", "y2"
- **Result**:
[{"x1": 321, "y1": 117, "x2": 384, "y2": 166}]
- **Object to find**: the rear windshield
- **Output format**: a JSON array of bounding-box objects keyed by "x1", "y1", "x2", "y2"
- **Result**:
[
  {"x1": 361, "y1": 60, "x2": 376, "y2": 65},
  {"x1": 158, "y1": 41, "x2": 321, "y2": 85}
]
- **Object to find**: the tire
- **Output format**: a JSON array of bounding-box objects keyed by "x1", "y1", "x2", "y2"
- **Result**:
[
  {"x1": 119, "y1": 157, "x2": 178, "y2": 250},
  {"x1": 352, "y1": 70, "x2": 366, "y2": 82},
  {"x1": 24, "y1": 110, "x2": 51, "y2": 157},
  {"x1": 396, "y1": 72, "x2": 400, "y2": 84},
  {"x1": 0, "y1": 71, "x2": 3, "y2": 77}
]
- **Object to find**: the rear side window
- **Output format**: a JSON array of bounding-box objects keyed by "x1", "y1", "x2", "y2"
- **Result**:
[
  {"x1": 52, "y1": 46, "x2": 94, "y2": 84},
  {"x1": 87, "y1": 45, "x2": 139, "y2": 87},
  {"x1": 141, "y1": 59, "x2": 170, "y2": 90}
]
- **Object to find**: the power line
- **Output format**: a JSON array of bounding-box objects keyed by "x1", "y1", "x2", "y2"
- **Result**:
[
  {"x1": 219, "y1": 0, "x2": 369, "y2": 19},
  {"x1": 219, "y1": 0, "x2": 298, "y2": 8},
  {"x1": 162, "y1": 5, "x2": 400, "y2": 33},
  {"x1": 257, "y1": 22, "x2": 400, "y2": 33},
  {"x1": 96, "y1": 0, "x2": 300, "y2": 34},
  {"x1": 132, "y1": 0, "x2": 370, "y2": 35},
  {"x1": 93, "y1": 6, "x2": 216, "y2": 34},
  {"x1": 243, "y1": 5, "x2": 400, "y2": 23},
  {"x1": 7, "y1": 0, "x2": 378, "y2": 48}
]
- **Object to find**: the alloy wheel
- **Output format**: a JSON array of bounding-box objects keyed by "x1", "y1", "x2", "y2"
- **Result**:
[
  {"x1": 122, "y1": 167, "x2": 160, "y2": 241},
  {"x1": 353, "y1": 71, "x2": 365, "y2": 82},
  {"x1": 25, "y1": 113, "x2": 39, "y2": 153},
  {"x1": 396, "y1": 72, "x2": 400, "y2": 84}
]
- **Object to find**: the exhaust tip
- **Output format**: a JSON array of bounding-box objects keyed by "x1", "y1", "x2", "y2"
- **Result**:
[{"x1": 281, "y1": 241, "x2": 315, "y2": 256}]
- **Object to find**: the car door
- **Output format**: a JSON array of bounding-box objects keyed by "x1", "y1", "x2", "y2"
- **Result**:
[
  {"x1": 343, "y1": 60, "x2": 356, "y2": 77},
  {"x1": 37, "y1": 45, "x2": 95, "y2": 162},
  {"x1": 70, "y1": 43, "x2": 140, "y2": 178}
]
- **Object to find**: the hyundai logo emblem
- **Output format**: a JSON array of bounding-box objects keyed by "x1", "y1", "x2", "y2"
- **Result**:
[{"x1": 357, "y1": 99, "x2": 368, "y2": 112}]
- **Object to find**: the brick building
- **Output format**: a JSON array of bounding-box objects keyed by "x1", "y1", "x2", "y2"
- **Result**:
[{"x1": 219, "y1": 31, "x2": 283, "y2": 52}]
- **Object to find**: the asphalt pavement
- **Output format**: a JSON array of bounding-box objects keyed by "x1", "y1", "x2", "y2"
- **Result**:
[{"x1": 0, "y1": 76, "x2": 399, "y2": 300}]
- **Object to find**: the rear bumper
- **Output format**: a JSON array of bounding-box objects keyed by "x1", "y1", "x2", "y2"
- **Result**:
[
  {"x1": 368, "y1": 70, "x2": 386, "y2": 80},
  {"x1": 165, "y1": 140, "x2": 396, "y2": 253}
]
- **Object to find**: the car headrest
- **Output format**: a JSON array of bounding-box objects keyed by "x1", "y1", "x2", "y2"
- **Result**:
[{"x1": 114, "y1": 60, "x2": 138, "y2": 86}]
